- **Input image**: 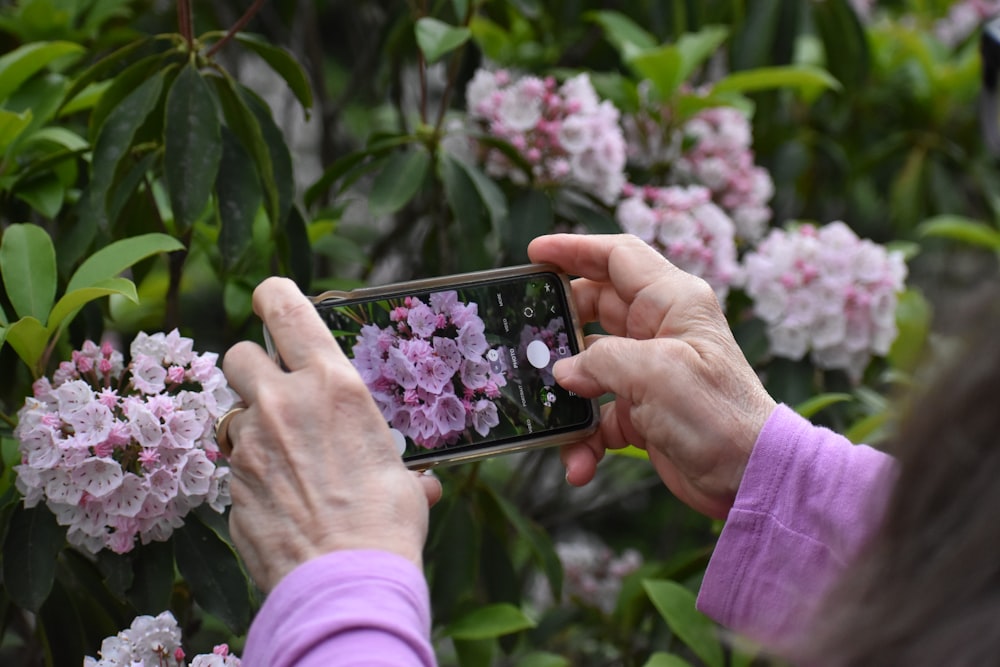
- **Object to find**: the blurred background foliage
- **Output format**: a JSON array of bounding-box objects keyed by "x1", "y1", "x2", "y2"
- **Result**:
[{"x1": 1, "y1": 0, "x2": 999, "y2": 665}]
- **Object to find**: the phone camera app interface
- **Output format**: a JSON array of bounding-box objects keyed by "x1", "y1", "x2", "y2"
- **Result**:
[{"x1": 317, "y1": 273, "x2": 592, "y2": 462}]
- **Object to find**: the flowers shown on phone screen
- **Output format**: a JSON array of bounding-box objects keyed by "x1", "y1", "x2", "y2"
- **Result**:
[{"x1": 350, "y1": 291, "x2": 507, "y2": 449}]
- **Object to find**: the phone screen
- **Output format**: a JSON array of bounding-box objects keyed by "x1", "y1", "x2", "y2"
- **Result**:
[{"x1": 314, "y1": 270, "x2": 595, "y2": 466}]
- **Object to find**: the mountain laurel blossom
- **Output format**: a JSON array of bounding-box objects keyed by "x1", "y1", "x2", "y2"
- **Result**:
[
  {"x1": 14, "y1": 331, "x2": 238, "y2": 555},
  {"x1": 465, "y1": 68, "x2": 628, "y2": 203},
  {"x1": 740, "y1": 222, "x2": 907, "y2": 381},
  {"x1": 616, "y1": 183, "x2": 740, "y2": 302},
  {"x1": 84, "y1": 610, "x2": 241, "y2": 666},
  {"x1": 673, "y1": 106, "x2": 775, "y2": 243},
  {"x1": 351, "y1": 292, "x2": 506, "y2": 449}
]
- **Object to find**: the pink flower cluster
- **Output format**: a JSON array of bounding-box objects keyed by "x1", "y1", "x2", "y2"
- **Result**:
[
  {"x1": 14, "y1": 331, "x2": 237, "y2": 555},
  {"x1": 616, "y1": 183, "x2": 739, "y2": 302},
  {"x1": 673, "y1": 107, "x2": 775, "y2": 243},
  {"x1": 935, "y1": 0, "x2": 1000, "y2": 47},
  {"x1": 351, "y1": 292, "x2": 507, "y2": 449},
  {"x1": 741, "y1": 222, "x2": 907, "y2": 381},
  {"x1": 466, "y1": 69, "x2": 628, "y2": 203},
  {"x1": 84, "y1": 610, "x2": 240, "y2": 666},
  {"x1": 529, "y1": 534, "x2": 643, "y2": 615}
]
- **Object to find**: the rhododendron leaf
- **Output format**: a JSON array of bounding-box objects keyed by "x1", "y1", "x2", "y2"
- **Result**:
[
  {"x1": 918, "y1": 215, "x2": 1000, "y2": 251},
  {"x1": 627, "y1": 45, "x2": 684, "y2": 100},
  {"x1": 173, "y1": 513, "x2": 251, "y2": 634},
  {"x1": 517, "y1": 652, "x2": 571, "y2": 667},
  {"x1": 0, "y1": 222, "x2": 56, "y2": 321},
  {"x1": 888, "y1": 288, "x2": 932, "y2": 373},
  {"x1": 643, "y1": 579, "x2": 724, "y2": 667},
  {"x1": 501, "y1": 189, "x2": 552, "y2": 263},
  {"x1": 234, "y1": 33, "x2": 313, "y2": 116},
  {"x1": 66, "y1": 232, "x2": 183, "y2": 293},
  {"x1": 795, "y1": 393, "x2": 853, "y2": 419},
  {"x1": 426, "y1": 495, "x2": 481, "y2": 618},
  {"x1": 453, "y1": 638, "x2": 494, "y2": 667},
  {"x1": 47, "y1": 278, "x2": 138, "y2": 334},
  {"x1": 415, "y1": 17, "x2": 471, "y2": 64},
  {"x1": 216, "y1": 127, "x2": 261, "y2": 271},
  {"x1": 438, "y1": 152, "x2": 507, "y2": 228},
  {"x1": 3, "y1": 504, "x2": 64, "y2": 612},
  {"x1": 87, "y1": 69, "x2": 167, "y2": 227},
  {"x1": 714, "y1": 65, "x2": 841, "y2": 102},
  {"x1": 165, "y1": 64, "x2": 222, "y2": 234},
  {"x1": 0, "y1": 108, "x2": 32, "y2": 153},
  {"x1": 241, "y1": 85, "x2": 295, "y2": 224},
  {"x1": 5, "y1": 315, "x2": 48, "y2": 373},
  {"x1": 127, "y1": 539, "x2": 175, "y2": 614},
  {"x1": 61, "y1": 37, "x2": 152, "y2": 114},
  {"x1": 811, "y1": 0, "x2": 869, "y2": 91},
  {"x1": 674, "y1": 26, "x2": 729, "y2": 86},
  {"x1": 0, "y1": 41, "x2": 83, "y2": 102},
  {"x1": 369, "y1": 146, "x2": 430, "y2": 217},
  {"x1": 443, "y1": 603, "x2": 535, "y2": 640},
  {"x1": 210, "y1": 73, "x2": 280, "y2": 225},
  {"x1": 642, "y1": 653, "x2": 695, "y2": 667}
]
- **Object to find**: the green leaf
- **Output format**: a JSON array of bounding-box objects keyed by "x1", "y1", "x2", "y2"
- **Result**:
[
  {"x1": 241, "y1": 86, "x2": 295, "y2": 224},
  {"x1": 46, "y1": 278, "x2": 138, "y2": 334},
  {"x1": 713, "y1": 65, "x2": 841, "y2": 100},
  {"x1": 0, "y1": 108, "x2": 33, "y2": 153},
  {"x1": 438, "y1": 152, "x2": 508, "y2": 228},
  {"x1": 173, "y1": 512, "x2": 252, "y2": 634},
  {"x1": 62, "y1": 36, "x2": 151, "y2": 112},
  {"x1": 588, "y1": 10, "x2": 657, "y2": 58},
  {"x1": 517, "y1": 652, "x2": 571, "y2": 667},
  {"x1": 0, "y1": 41, "x2": 83, "y2": 102},
  {"x1": 443, "y1": 603, "x2": 536, "y2": 640},
  {"x1": 3, "y1": 504, "x2": 64, "y2": 612},
  {"x1": 674, "y1": 26, "x2": 730, "y2": 85},
  {"x1": 0, "y1": 223, "x2": 57, "y2": 322},
  {"x1": 415, "y1": 17, "x2": 472, "y2": 64},
  {"x1": 627, "y1": 45, "x2": 684, "y2": 100},
  {"x1": 209, "y1": 74, "x2": 277, "y2": 225},
  {"x1": 501, "y1": 189, "x2": 553, "y2": 263},
  {"x1": 66, "y1": 232, "x2": 184, "y2": 293},
  {"x1": 164, "y1": 64, "x2": 222, "y2": 234},
  {"x1": 642, "y1": 653, "x2": 695, "y2": 667},
  {"x1": 794, "y1": 393, "x2": 853, "y2": 419},
  {"x1": 127, "y1": 539, "x2": 175, "y2": 614},
  {"x1": 234, "y1": 33, "x2": 313, "y2": 115},
  {"x1": 888, "y1": 288, "x2": 932, "y2": 373},
  {"x1": 277, "y1": 206, "x2": 314, "y2": 291},
  {"x1": 87, "y1": 70, "x2": 166, "y2": 227},
  {"x1": 643, "y1": 579, "x2": 724, "y2": 667},
  {"x1": 5, "y1": 316, "x2": 48, "y2": 372},
  {"x1": 811, "y1": 0, "x2": 869, "y2": 90},
  {"x1": 369, "y1": 146, "x2": 430, "y2": 217},
  {"x1": 15, "y1": 174, "x2": 64, "y2": 219},
  {"x1": 918, "y1": 215, "x2": 1000, "y2": 250},
  {"x1": 216, "y1": 127, "x2": 261, "y2": 271}
]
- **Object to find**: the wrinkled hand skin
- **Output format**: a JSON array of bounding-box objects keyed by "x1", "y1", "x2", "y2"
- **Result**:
[
  {"x1": 528, "y1": 234, "x2": 777, "y2": 519},
  {"x1": 222, "y1": 277, "x2": 442, "y2": 593}
]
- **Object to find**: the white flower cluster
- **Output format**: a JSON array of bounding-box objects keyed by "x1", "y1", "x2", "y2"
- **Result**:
[
  {"x1": 616, "y1": 183, "x2": 739, "y2": 302},
  {"x1": 740, "y1": 222, "x2": 907, "y2": 381},
  {"x1": 553, "y1": 535, "x2": 642, "y2": 615},
  {"x1": 14, "y1": 331, "x2": 237, "y2": 554},
  {"x1": 84, "y1": 610, "x2": 240, "y2": 666},
  {"x1": 673, "y1": 106, "x2": 775, "y2": 243},
  {"x1": 465, "y1": 69, "x2": 628, "y2": 203}
]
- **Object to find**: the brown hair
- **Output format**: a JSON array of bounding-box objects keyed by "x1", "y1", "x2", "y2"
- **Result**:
[{"x1": 801, "y1": 286, "x2": 1000, "y2": 666}]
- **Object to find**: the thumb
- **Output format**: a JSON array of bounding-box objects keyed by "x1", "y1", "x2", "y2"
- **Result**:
[{"x1": 554, "y1": 336, "x2": 647, "y2": 400}]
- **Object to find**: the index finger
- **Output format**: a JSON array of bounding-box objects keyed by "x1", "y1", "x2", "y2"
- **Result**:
[
  {"x1": 527, "y1": 233, "x2": 683, "y2": 305},
  {"x1": 253, "y1": 277, "x2": 345, "y2": 371}
]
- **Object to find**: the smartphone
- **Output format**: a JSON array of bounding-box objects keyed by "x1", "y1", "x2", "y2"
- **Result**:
[{"x1": 296, "y1": 264, "x2": 598, "y2": 470}]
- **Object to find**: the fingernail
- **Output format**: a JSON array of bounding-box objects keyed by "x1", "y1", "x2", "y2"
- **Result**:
[{"x1": 553, "y1": 356, "x2": 575, "y2": 381}]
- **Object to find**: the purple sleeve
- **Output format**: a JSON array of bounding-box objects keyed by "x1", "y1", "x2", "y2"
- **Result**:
[
  {"x1": 242, "y1": 550, "x2": 437, "y2": 667},
  {"x1": 696, "y1": 404, "x2": 897, "y2": 647}
]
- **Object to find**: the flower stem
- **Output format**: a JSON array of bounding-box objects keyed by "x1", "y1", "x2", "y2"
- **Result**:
[{"x1": 205, "y1": 0, "x2": 268, "y2": 58}]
